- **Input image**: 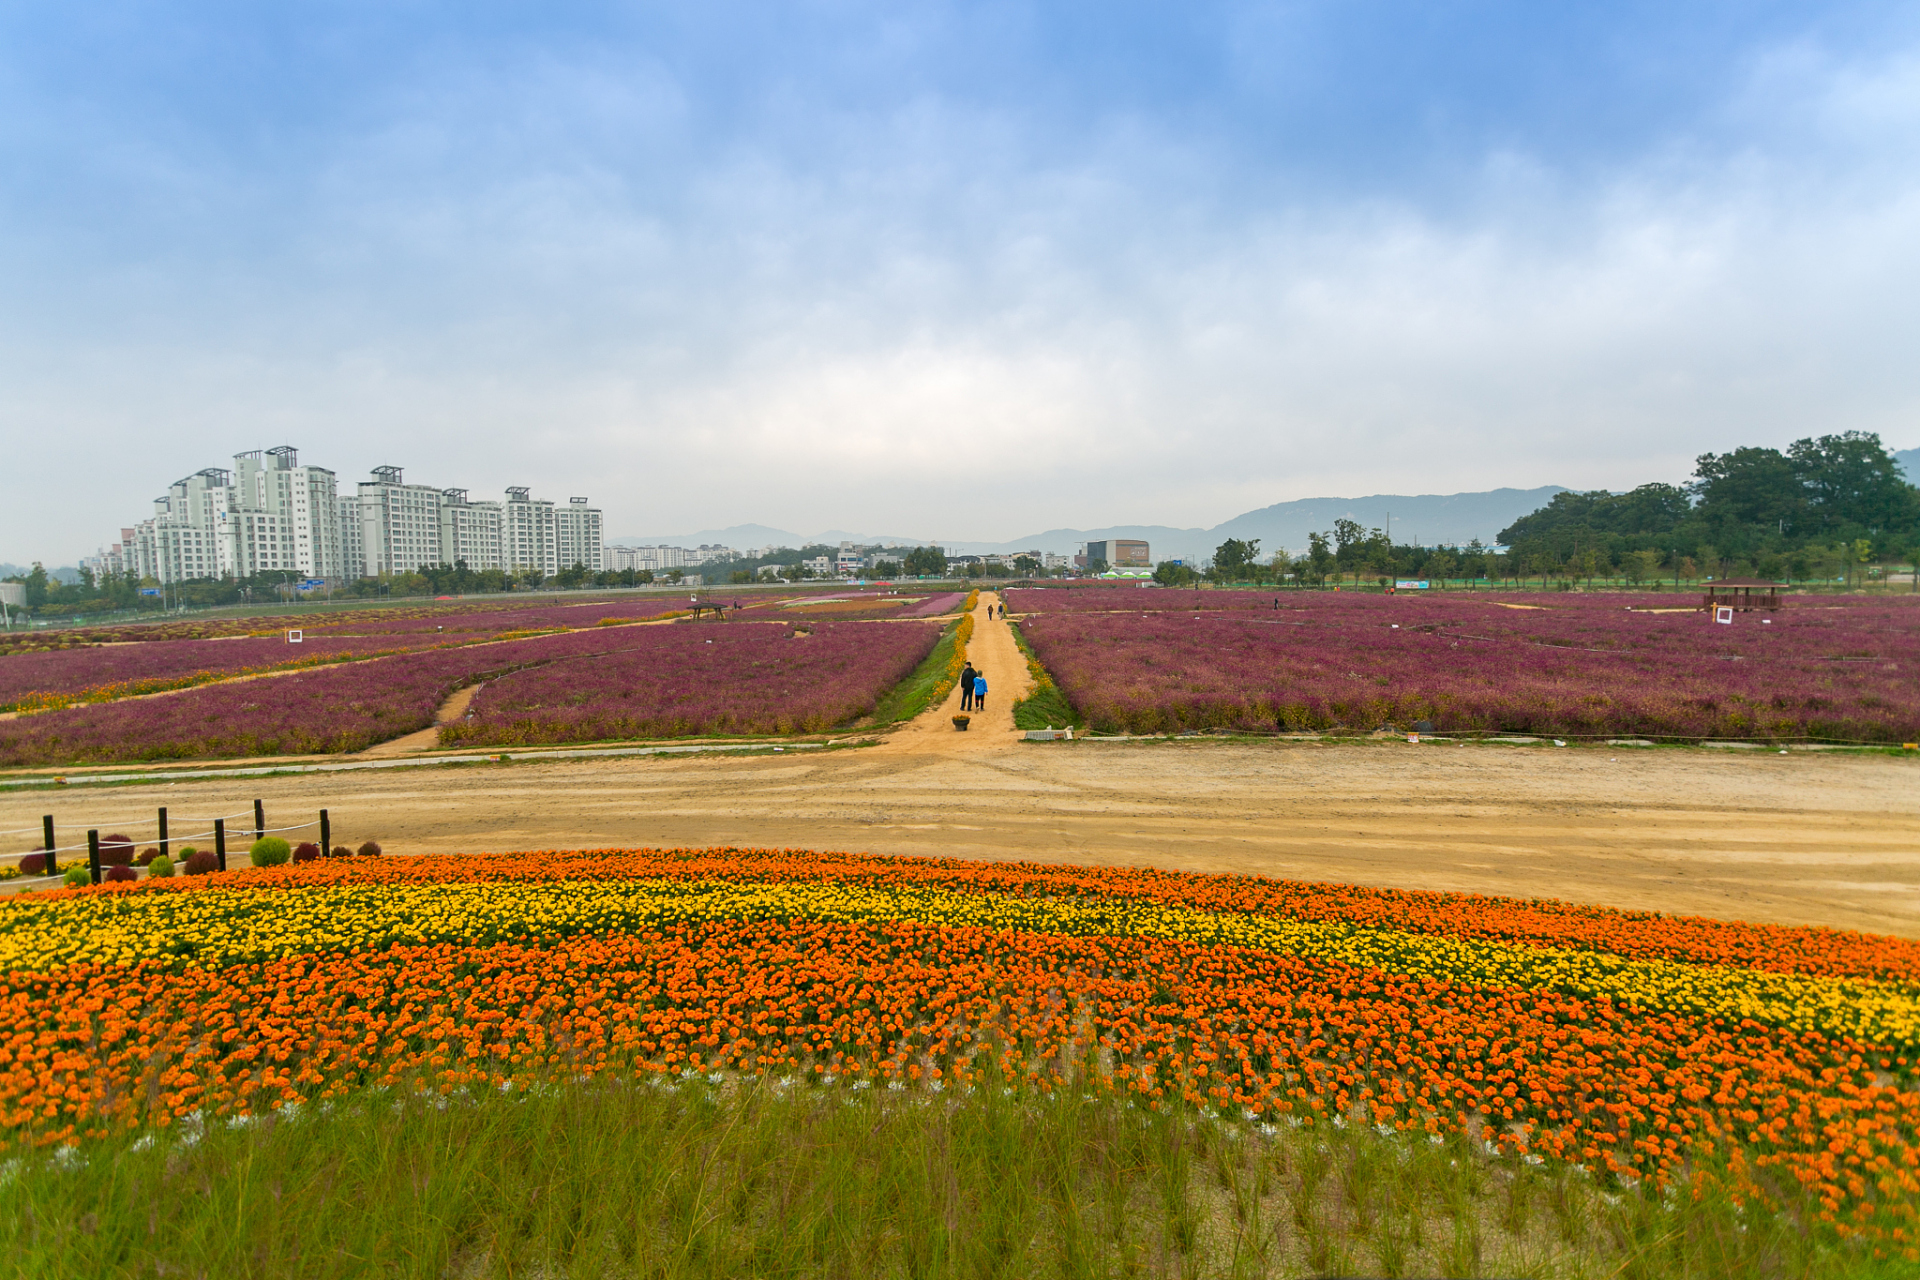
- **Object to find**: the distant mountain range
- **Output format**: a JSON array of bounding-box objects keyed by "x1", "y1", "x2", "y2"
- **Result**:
[
  {"x1": 613, "y1": 485, "x2": 1570, "y2": 563},
  {"x1": 1897, "y1": 447, "x2": 1919, "y2": 482}
]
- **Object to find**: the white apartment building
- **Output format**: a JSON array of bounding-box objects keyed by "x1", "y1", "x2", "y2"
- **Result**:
[
  {"x1": 556, "y1": 497, "x2": 604, "y2": 573},
  {"x1": 338, "y1": 495, "x2": 364, "y2": 578},
  {"x1": 437, "y1": 489, "x2": 505, "y2": 571},
  {"x1": 357, "y1": 466, "x2": 446, "y2": 577},
  {"x1": 502, "y1": 487, "x2": 556, "y2": 576},
  {"x1": 111, "y1": 449, "x2": 603, "y2": 584}
]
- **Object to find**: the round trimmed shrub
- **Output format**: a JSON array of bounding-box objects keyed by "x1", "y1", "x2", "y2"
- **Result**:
[
  {"x1": 137, "y1": 846, "x2": 161, "y2": 866},
  {"x1": 356, "y1": 841, "x2": 383, "y2": 857},
  {"x1": 292, "y1": 841, "x2": 322, "y2": 863},
  {"x1": 183, "y1": 850, "x2": 219, "y2": 876},
  {"x1": 148, "y1": 854, "x2": 175, "y2": 878},
  {"x1": 329, "y1": 846, "x2": 352, "y2": 859},
  {"x1": 63, "y1": 864, "x2": 91, "y2": 888},
  {"x1": 105, "y1": 865, "x2": 137, "y2": 883},
  {"x1": 100, "y1": 834, "x2": 135, "y2": 866},
  {"x1": 18, "y1": 852, "x2": 47, "y2": 876},
  {"x1": 249, "y1": 837, "x2": 291, "y2": 867}
]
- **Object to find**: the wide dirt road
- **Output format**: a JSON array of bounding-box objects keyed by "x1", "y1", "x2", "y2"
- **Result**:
[{"x1": 5, "y1": 594, "x2": 1917, "y2": 936}]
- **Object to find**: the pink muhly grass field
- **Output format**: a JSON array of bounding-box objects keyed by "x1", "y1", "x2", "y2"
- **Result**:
[
  {"x1": 439, "y1": 620, "x2": 943, "y2": 744},
  {"x1": 0, "y1": 627, "x2": 667, "y2": 767},
  {"x1": 1017, "y1": 596, "x2": 1920, "y2": 741},
  {"x1": 0, "y1": 634, "x2": 455, "y2": 710}
]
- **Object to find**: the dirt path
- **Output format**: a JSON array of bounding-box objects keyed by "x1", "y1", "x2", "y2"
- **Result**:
[
  {"x1": 356, "y1": 684, "x2": 487, "y2": 758},
  {"x1": 9, "y1": 737, "x2": 1917, "y2": 936},
  {"x1": 876, "y1": 592, "x2": 1034, "y2": 755}
]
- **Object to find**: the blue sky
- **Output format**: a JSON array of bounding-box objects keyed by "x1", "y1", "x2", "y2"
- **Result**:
[{"x1": 4, "y1": 1, "x2": 1918, "y2": 557}]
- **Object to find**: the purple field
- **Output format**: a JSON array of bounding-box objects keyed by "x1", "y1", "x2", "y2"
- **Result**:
[
  {"x1": 1016, "y1": 595, "x2": 1920, "y2": 741},
  {"x1": 0, "y1": 634, "x2": 458, "y2": 710},
  {"x1": 439, "y1": 620, "x2": 944, "y2": 744},
  {"x1": 0, "y1": 627, "x2": 662, "y2": 767}
]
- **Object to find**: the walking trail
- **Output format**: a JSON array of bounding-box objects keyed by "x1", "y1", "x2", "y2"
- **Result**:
[{"x1": 876, "y1": 592, "x2": 1033, "y2": 755}]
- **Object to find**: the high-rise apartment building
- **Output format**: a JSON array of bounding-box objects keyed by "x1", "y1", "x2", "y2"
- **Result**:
[
  {"x1": 356, "y1": 466, "x2": 447, "y2": 577},
  {"x1": 502, "y1": 487, "x2": 556, "y2": 576},
  {"x1": 556, "y1": 497, "x2": 604, "y2": 573},
  {"x1": 107, "y1": 449, "x2": 603, "y2": 584}
]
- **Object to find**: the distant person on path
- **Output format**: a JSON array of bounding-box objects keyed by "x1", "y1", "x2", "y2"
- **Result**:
[
  {"x1": 973, "y1": 673, "x2": 987, "y2": 711},
  {"x1": 959, "y1": 662, "x2": 977, "y2": 711}
]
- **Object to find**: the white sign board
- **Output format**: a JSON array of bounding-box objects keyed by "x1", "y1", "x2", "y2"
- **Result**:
[
  {"x1": 1394, "y1": 580, "x2": 1430, "y2": 590},
  {"x1": 287, "y1": 629, "x2": 304, "y2": 643},
  {"x1": 0, "y1": 582, "x2": 23, "y2": 607},
  {"x1": 1714, "y1": 607, "x2": 1733, "y2": 625}
]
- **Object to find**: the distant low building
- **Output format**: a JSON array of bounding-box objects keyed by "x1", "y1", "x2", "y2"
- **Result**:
[{"x1": 1077, "y1": 538, "x2": 1150, "y2": 570}]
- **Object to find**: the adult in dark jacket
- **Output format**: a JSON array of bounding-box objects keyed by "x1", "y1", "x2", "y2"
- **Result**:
[{"x1": 959, "y1": 662, "x2": 978, "y2": 711}]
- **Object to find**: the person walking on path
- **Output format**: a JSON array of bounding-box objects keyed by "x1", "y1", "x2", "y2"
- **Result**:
[
  {"x1": 973, "y1": 672, "x2": 988, "y2": 712},
  {"x1": 959, "y1": 661, "x2": 977, "y2": 712}
]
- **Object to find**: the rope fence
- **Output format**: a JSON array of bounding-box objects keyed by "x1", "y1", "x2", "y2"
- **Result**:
[{"x1": 7, "y1": 803, "x2": 340, "y2": 884}]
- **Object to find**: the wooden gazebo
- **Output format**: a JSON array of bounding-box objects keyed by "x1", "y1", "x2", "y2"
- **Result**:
[{"x1": 1701, "y1": 578, "x2": 1783, "y2": 612}]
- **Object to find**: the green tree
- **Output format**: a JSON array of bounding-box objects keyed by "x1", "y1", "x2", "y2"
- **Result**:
[
  {"x1": 1622, "y1": 548, "x2": 1663, "y2": 585},
  {"x1": 1304, "y1": 532, "x2": 1336, "y2": 585},
  {"x1": 1010, "y1": 555, "x2": 1040, "y2": 577},
  {"x1": 1211, "y1": 538, "x2": 1260, "y2": 581},
  {"x1": 903, "y1": 545, "x2": 947, "y2": 577},
  {"x1": 1790, "y1": 433, "x2": 1915, "y2": 535},
  {"x1": 24, "y1": 562, "x2": 48, "y2": 609},
  {"x1": 1152, "y1": 560, "x2": 1197, "y2": 587}
]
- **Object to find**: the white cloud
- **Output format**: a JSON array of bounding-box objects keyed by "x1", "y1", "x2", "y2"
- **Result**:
[{"x1": 5, "y1": 28, "x2": 1920, "y2": 558}]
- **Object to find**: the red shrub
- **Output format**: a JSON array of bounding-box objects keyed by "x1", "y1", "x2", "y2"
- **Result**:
[
  {"x1": 292, "y1": 842, "x2": 322, "y2": 863},
  {"x1": 104, "y1": 865, "x2": 137, "y2": 882},
  {"x1": 137, "y1": 846, "x2": 161, "y2": 866},
  {"x1": 99, "y1": 834, "x2": 135, "y2": 866},
  {"x1": 18, "y1": 852, "x2": 47, "y2": 876},
  {"x1": 183, "y1": 850, "x2": 219, "y2": 876},
  {"x1": 357, "y1": 841, "x2": 383, "y2": 857},
  {"x1": 329, "y1": 846, "x2": 352, "y2": 858}
]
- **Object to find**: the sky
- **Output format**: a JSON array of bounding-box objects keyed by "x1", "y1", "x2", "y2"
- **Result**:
[{"x1": 3, "y1": 2, "x2": 1919, "y2": 560}]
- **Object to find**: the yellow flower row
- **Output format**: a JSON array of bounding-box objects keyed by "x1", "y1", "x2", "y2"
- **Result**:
[{"x1": 4, "y1": 877, "x2": 1914, "y2": 1047}]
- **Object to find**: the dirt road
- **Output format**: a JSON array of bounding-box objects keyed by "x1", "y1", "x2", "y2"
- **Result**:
[{"x1": 5, "y1": 595, "x2": 1917, "y2": 936}]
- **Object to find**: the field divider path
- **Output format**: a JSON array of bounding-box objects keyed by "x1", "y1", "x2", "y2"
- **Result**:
[{"x1": 878, "y1": 592, "x2": 1032, "y2": 755}]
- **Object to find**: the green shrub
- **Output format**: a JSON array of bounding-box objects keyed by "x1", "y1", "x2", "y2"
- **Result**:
[
  {"x1": 248, "y1": 837, "x2": 291, "y2": 867},
  {"x1": 147, "y1": 854, "x2": 174, "y2": 878},
  {"x1": 62, "y1": 865, "x2": 91, "y2": 888}
]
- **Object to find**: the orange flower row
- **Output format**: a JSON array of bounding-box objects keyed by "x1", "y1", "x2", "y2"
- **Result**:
[
  {"x1": 1, "y1": 920, "x2": 1914, "y2": 1239},
  {"x1": 94, "y1": 846, "x2": 1920, "y2": 983}
]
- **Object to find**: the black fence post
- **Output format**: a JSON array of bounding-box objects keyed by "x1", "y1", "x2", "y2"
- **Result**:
[
  {"x1": 158, "y1": 807, "x2": 169, "y2": 861},
  {"x1": 319, "y1": 809, "x2": 330, "y2": 854},
  {"x1": 215, "y1": 819, "x2": 227, "y2": 872},
  {"x1": 42, "y1": 815, "x2": 55, "y2": 875},
  {"x1": 254, "y1": 799, "x2": 264, "y2": 841},
  {"x1": 87, "y1": 830, "x2": 101, "y2": 885}
]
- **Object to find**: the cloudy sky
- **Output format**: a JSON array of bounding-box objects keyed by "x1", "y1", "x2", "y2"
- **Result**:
[{"x1": 4, "y1": 1, "x2": 1918, "y2": 559}]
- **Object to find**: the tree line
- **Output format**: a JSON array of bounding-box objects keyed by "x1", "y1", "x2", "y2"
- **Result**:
[{"x1": 1160, "y1": 432, "x2": 1917, "y2": 589}]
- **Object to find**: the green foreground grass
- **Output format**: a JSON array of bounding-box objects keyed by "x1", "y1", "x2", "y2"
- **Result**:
[
  {"x1": 3, "y1": 1078, "x2": 1895, "y2": 1280},
  {"x1": 868, "y1": 617, "x2": 966, "y2": 728},
  {"x1": 1008, "y1": 621, "x2": 1082, "y2": 732}
]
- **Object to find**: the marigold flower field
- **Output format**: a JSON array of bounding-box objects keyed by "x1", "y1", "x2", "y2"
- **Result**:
[
  {"x1": 1006, "y1": 590, "x2": 1920, "y2": 741},
  {"x1": 1, "y1": 848, "x2": 1914, "y2": 1251}
]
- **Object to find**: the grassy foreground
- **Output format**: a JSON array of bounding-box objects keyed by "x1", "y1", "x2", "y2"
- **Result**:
[{"x1": 3, "y1": 1077, "x2": 1892, "y2": 1280}]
